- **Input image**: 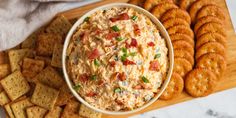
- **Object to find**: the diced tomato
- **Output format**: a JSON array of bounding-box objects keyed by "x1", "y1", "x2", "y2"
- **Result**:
[
  {"x1": 117, "y1": 72, "x2": 126, "y2": 81},
  {"x1": 80, "y1": 32, "x2": 89, "y2": 43},
  {"x1": 133, "y1": 24, "x2": 141, "y2": 35},
  {"x1": 94, "y1": 27, "x2": 102, "y2": 35},
  {"x1": 149, "y1": 60, "x2": 160, "y2": 71},
  {"x1": 130, "y1": 38, "x2": 138, "y2": 47},
  {"x1": 79, "y1": 73, "x2": 89, "y2": 82},
  {"x1": 86, "y1": 91, "x2": 97, "y2": 97},
  {"x1": 88, "y1": 48, "x2": 100, "y2": 60},
  {"x1": 110, "y1": 61, "x2": 116, "y2": 67},
  {"x1": 133, "y1": 85, "x2": 143, "y2": 89},
  {"x1": 123, "y1": 59, "x2": 136, "y2": 66},
  {"x1": 147, "y1": 42, "x2": 155, "y2": 47},
  {"x1": 106, "y1": 32, "x2": 120, "y2": 40},
  {"x1": 110, "y1": 13, "x2": 129, "y2": 22}
]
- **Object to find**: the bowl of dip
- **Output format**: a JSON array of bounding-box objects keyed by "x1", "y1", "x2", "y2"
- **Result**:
[{"x1": 62, "y1": 3, "x2": 174, "y2": 115}]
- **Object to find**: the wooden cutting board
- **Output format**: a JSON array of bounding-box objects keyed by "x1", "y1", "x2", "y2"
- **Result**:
[{"x1": 0, "y1": 0, "x2": 235, "y2": 118}]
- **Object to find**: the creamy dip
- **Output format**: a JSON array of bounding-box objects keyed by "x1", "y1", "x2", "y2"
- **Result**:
[{"x1": 66, "y1": 7, "x2": 168, "y2": 111}]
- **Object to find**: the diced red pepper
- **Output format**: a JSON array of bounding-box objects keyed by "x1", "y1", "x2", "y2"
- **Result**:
[
  {"x1": 123, "y1": 59, "x2": 136, "y2": 66},
  {"x1": 147, "y1": 42, "x2": 155, "y2": 47},
  {"x1": 88, "y1": 48, "x2": 100, "y2": 60},
  {"x1": 110, "y1": 13, "x2": 129, "y2": 22},
  {"x1": 149, "y1": 60, "x2": 160, "y2": 71},
  {"x1": 79, "y1": 73, "x2": 89, "y2": 82},
  {"x1": 94, "y1": 27, "x2": 102, "y2": 35},
  {"x1": 130, "y1": 38, "x2": 138, "y2": 47},
  {"x1": 86, "y1": 91, "x2": 97, "y2": 97},
  {"x1": 110, "y1": 61, "x2": 116, "y2": 67},
  {"x1": 133, "y1": 24, "x2": 141, "y2": 35},
  {"x1": 117, "y1": 72, "x2": 126, "y2": 81},
  {"x1": 106, "y1": 32, "x2": 120, "y2": 40}
]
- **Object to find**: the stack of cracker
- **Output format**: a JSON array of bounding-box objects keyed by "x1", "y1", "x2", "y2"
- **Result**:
[{"x1": 0, "y1": 16, "x2": 102, "y2": 118}]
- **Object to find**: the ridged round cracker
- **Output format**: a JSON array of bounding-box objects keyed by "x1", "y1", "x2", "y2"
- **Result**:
[
  {"x1": 196, "y1": 53, "x2": 226, "y2": 79},
  {"x1": 174, "y1": 49, "x2": 194, "y2": 66},
  {"x1": 195, "y1": 42, "x2": 225, "y2": 60},
  {"x1": 179, "y1": 0, "x2": 196, "y2": 10},
  {"x1": 189, "y1": 0, "x2": 214, "y2": 24},
  {"x1": 173, "y1": 58, "x2": 192, "y2": 77},
  {"x1": 185, "y1": 68, "x2": 217, "y2": 97},
  {"x1": 143, "y1": 0, "x2": 173, "y2": 11},
  {"x1": 196, "y1": 22, "x2": 226, "y2": 39},
  {"x1": 161, "y1": 8, "x2": 191, "y2": 24},
  {"x1": 128, "y1": 0, "x2": 146, "y2": 6},
  {"x1": 196, "y1": 4, "x2": 225, "y2": 21},
  {"x1": 196, "y1": 32, "x2": 226, "y2": 49},
  {"x1": 160, "y1": 72, "x2": 184, "y2": 100},
  {"x1": 167, "y1": 25, "x2": 194, "y2": 39},
  {"x1": 173, "y1": 40, "x2": 194, "y2": 56},
  {"x1": 194, "y1": 16, "x2": 222, "y2": 34},
  {"x1": 170, "y1": 33, "x2": 194, "y2": 47},
  {"x1": 162, "y1": 18, "x2": 189, "y2": 29},
  {"x1": 151, "y1": 3, "x2": 178, "y2": 19}
]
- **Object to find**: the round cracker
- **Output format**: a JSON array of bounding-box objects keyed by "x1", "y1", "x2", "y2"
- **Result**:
[
  {"x1": 170, "y1": 33, "x2": 194, "y2": 47},
  {"x1": 196, "y1": 53, "x2": 226, "y2": 79},
  {"x1": 173, "y1": 40, "x2": 194, "y2": 56},
  {"x1": 162, "y1": 18, "x2": 189, "y2": 29},
  {"x1": 179, "y1": 0, "x2": 196, "y2": 10},
  {"x1": 196, "y1": 4, "x2": 225, "y2": 21},
  {"x1": 128, "y1": 0, "x2": 146, "y2": 6},
  {"x1": 173, "y1": 58, "x2": 192, "y2": 77},
  {"x1": 143, "y1": 0, "x2": 173, "y2": 11},
  {"x1": 161, "y1": 8, "x2": 191, "y2": 24},
  {"x1": 195, "y1": 42, "x2": 225, "y2": 60},
  {"x1": 174, "y1": 49, "x2": 194, "y2": 66},
  {"x1": 160, "y1": 72, "x2": 184, "y2": 100},
  {"x1": 194, "y1": 15, "x2": 223, "y2": 34},
  {"x1": 185, "y1": 68, "x2": 217, "y2": 97},
  {"x1": 167, "y1": 25, "x2": 194, "y2": 39},
  {"x1": 189, "y1": 0, "x2": 215, "y2": 24},
  {"x1": 196, "y1": 22, "x2": 226, "y2": 39},
  {"x1": 151, "y1": 3, "x2": 178, "y2": 19},
  {"x1": 196, "y1": 32, "x2": 226, "y2": 49}
]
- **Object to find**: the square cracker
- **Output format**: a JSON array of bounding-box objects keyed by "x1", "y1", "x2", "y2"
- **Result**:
[
  {"x1": 46, "y1": 15, "x2": 72, "y2": 38},
  {"x1": 8, "y1": 49, "x2": 35, "y2": 72},
  {"x1": 0, "y1": 91, "x2": 10, "y2": 106},
  {"x1": 11, "y1": 98, "x2": 34, "y2": 118},
  {"x1": 36, "y1": 33, "x2": 62, "y2": 56},
  {"x1": 22, "y1": 58, "x2": 45, "y2": 81},
  {"x1": 35, "y1": 56, "x2": 51, "y2": 66},
  {"x1": 0, "y1": 71, "x2": 30, "y2": 101},
  {"x1": 4, "y1": 96, "x2": 27, "y2": 118},
  {"x1": 26, "y1": 106, "x2": 47, "y2": 118},
  {"x1": 79, "y1": 104, "x2": 102, "y2": 118},
  {"x1": 31, "y1": 83, "x2": 59, "y2": 110},
  {"x1": 51, "y1": 43, "x2": 63, "y2": 68},
  {"x1": 61, "y1": 99, "x2": 81, "y2": 118},
  {"x1": 0, "y1": 64, "x2": 11, "y2": 79},
  {"x1": 44, "y1": 106, "x2": 62, "y2": 118},
  {"x1": 55, "y1": 84, "x2": 73, "y2": 106},
  {"x1": 33, "y1": 66, "x2": 64, "y2": 89}
]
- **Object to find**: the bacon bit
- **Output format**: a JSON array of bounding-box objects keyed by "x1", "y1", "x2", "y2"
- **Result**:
[
  {"x1": 110, "y1": 13, "x2": 129, "y2": 22},
  {"x1": 133, "y1": 24, "x2": 141, "y2": 35},
  {"x1": 86, "y1": 91, "x2": 97, "y2": 97},
  {"x1": 79, "y1": 73, "x2": 89, "y2": 82},
  {"x1": 110, "y1": 72, "x2": 119, "y2": 82},
  {"x1": 147, "y1": 42, "x2": 155, "y2": 47},
  {"x1": 106, "y1": 32, "x2": 120, "y2": 40},
  {"x1": 123, "y1": 59, "x2": 136, "y2": 66},
  {"x1": 117, "y1": 72, "x2": 126, "y2": 81},
  {"x1": 80, "y1": 32, "x2": 89, "y2": 44},
  {"x1": 88, "y1": 48, "x2": 100, "y2": 60},
  {"x1": 133, "y1": 85, "x2": 143, "y2": 89},
  {"x1": 126, "y1": 38, "x2": 138, "y2": 48},
  {"x1": 94, "y1": 27, "x2": 102, "y2": 35},
  {"x1": 149, "y1": 60, "x2": 160, "y2": 71},
  {"x1": 109, "y1": 61, "x2": 116, "y2": 67},
  {"x1": 97, "y1": 80, "x2": 104, "y2": 86}
]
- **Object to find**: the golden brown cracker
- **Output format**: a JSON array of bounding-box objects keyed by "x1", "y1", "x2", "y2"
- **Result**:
[
  {"x1": 167, "y1": 25, "x2": 194, "y2": 39},
  {"x1": 173, "y1": 40, "x2": 194, "y2": 56},
  {"x1": 55, "y1": 84, "x2": 73, "y2": 106},
  {"x1": 151, "y1": 2, "x2": 178, "y2": 19},
  {"x1": 196, "y1": 22, "x2": 226, "y2": 39},
  {"x1": 196, "y1": 53, "x2": 226, "y2": 79},
  {"x1": 0, "y1": 91, "x2": 10, "y2": 106},
  {"x1": 0, "y1": 64, "x2": 11, "y2": 79},
  {"x1": 196, "y1": 4, "x2": 225, "y2": 21},
  {"x1": 162, "y1": 18, "x2": 189, "y2": 29},
  {"x1": 170, "y1": 33, "x2": 194, "y2": 47},
  {"x1": 174, "y1": 49, "x2": 194, "y2": 66},
  {"x1": 196, "y1": 32, "x2": 226, "y2": 49},
  {"x1": 35, "y1": 56, "x2": 52, "y2": 66},
  {"x1": 11, "y1": 98, "x2": 34, "y2": 118},
  {"x1": 26, "y1": 106, "x2": 47, "y2": 118},
  {"x1": 44, "y1": 106, "x2": 62, "y2": 118},
  {"x1": 79, "y1": 104, "x2": 102, "y2": 118},
  {"x1": 173, "y1": 58, "x2": 192, "y2": 77},
  {"x1": 185, "y1": 68, "x2": 217, "y2": 97},
  {"x1": 179, "y1": 0, "x2": 196, "y2": 10},
  {"x1": 51, "y1": 43, "x2": 63, "y2": 68},
  {"x1": 143, "y1": 0, "x2": 173, "y2": 11},
  {"x1": 61, "y1": 99, "x2": 81, "y2": 118},
  {"x1": 128, "y1": 0, "x2": 146, "y2": 7},
  {"x1": 195, "y1": 42, "x2": 225, "y2": 60},
  {"x1": 160, "y1": 72, "x2": 184, "y2": 100},
  {"x1": 161, "y1": 8, "x2": 191, "y2": 24}
]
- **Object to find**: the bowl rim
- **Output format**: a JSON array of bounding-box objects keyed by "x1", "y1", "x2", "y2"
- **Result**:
[{"x1": 62, "y1": 3, "x2": 174, "y2": 115}]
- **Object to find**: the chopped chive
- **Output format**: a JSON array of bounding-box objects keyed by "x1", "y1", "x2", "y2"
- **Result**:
[
  {"x1": 131, "y1": 15, "x2": 138, "y2": 21},
  {"x1": 116, "y1": 37, "x2": 124, "y2": 41},
  {"x1": 122, "y1": 47, "x2": 127, "y2": 54},
  {"x1": 73, "y1": 84, "x2": 81, "y2": 90},
  {"x1": 111, "y1": 25, "x2": 120, "y2": 32},
  {"x1": 142, "y1": 76, "x2": 149, "y2": 83},
  {"x1": 90, "y1": 75, "x2": 97, "y2": 80},
  {"x1": 84, "y1": 17, "x2": 90, "y2": 22},
  {"x1": 154, "y1": 53, "x2": 161, "y2": 59},
  {"x1": 121, "y1": 55, "x2": 127, "y2": 62},
  {"x1": 114, "y1": 87, "x2": 121, "y2": 93},
  {"x1": 94, "y1": 59, "x2": 100, "y2": 66},
  {"x1": 129, "y1": 52, "x2": 137, "y2": 56}
]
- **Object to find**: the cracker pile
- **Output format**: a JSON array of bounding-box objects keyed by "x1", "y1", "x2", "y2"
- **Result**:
[
  {"x1": 129, "y1": 0, "x2": 227, "y2": 99},
  {"x1": 0, "y1": 16, "x2": 101, "y2": 118}
]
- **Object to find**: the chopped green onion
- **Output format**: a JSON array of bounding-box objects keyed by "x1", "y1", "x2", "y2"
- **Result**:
[
  {"x1": 121, "y1": 54, "x2": 128, "y2": 62},
  {"x1": 84, "y1": 17, "x2": 90, "y2": 22},
  {"x1": 114, "y1": 87, "x2": 121, "y2": 93},
  {"x1": 94, "y1": 59, "x2": 100, "y2": 66},
  {"x1": 154, "y1": 53, "x2": 161, "y2": 59},
  {"x1": 122, "y1": 47, "x2": 127, "y2": 54},
  {"x1": 129, "y1": 52, "x2": 137, "y2": 56},
  {"x1": 131, "y1": 15, "x2": 138, "y2": 21},
  {"x1": 142, "y1": 76, "x2": 149, "y2": 83},
  {"x1": 111, "y1": 25, "x2": 120, "y2": 32},
  {"x1": 90, "y1": 75, "x2": 97, "y2": 80},
  {"x1": 116, "y1": 37, "x2": 124, "y2": 41},
  {"x1": 73, "y1": 84, "x2": 81, "y2": 90}
]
